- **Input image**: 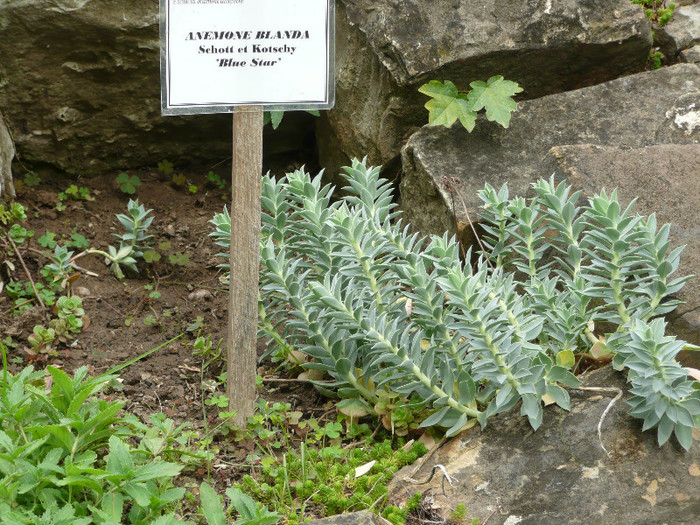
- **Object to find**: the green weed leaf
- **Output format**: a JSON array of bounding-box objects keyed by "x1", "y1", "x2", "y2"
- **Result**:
[
  {"x1": 226, "y1": 487, "x2": 281, "y2": 525},
  {"x1": 267, "y1": 110, "x2": 284, "y2": 129},
  {"x1": 116, "y1": 172, "x2": 142, "y2": 194},
  {"x1": 24, "y1": 172, "x2": 41, "y2": 186},
  {"x1": 419, "y1": 80, "x2": 476, "y2": 130},
  {"x1": 106, "y1": 435, "x2": 134, "y2": 475},
  {"x1": 168, "y1": 252, "x2": 190, "y2": 266},
  {"x1": 200, "y1": 482, "x2": 227, "y2": 525},
  {"x1": 158, "y1": 159, "x2": 174, "y2": 175},
  {"x1": 466, "y1": 75, "x2": 523, "y2": 128},
  {"x1": 555, "y1": 350, "x2": 575, "y2": 369}
]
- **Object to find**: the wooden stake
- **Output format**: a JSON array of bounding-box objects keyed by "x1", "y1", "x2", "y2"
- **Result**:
[{"x1": 228, "y1": 106, "x2": 263, "y2": 428}]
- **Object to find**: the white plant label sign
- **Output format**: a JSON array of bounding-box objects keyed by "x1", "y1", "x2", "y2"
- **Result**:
[{"x1": 161, "y1": 0, "x2": 334, "y2": 114}]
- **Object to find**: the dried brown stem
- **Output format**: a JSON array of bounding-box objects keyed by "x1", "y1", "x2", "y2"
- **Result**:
[
  {"x1": 441, "y1": 175, "x2": 495, "y2": 270},
  {"x1": 261, "y1": 376, "x2": 334, "y2": 384},
  {"x1": 5, "y1": 234, "x2": 44, "y2": 308}
]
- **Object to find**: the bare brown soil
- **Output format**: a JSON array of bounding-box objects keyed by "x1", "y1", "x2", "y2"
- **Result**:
[{"x1": 0, "y1": 164, "x2": 330, "y2": 507}]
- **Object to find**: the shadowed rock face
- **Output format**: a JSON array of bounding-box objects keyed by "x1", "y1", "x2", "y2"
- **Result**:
[
  {"x1": 399, "y1": 63, "x2": 700, "y2": 240},
  {"x1": 0, "y1": 0, "x2": 315, "y2": 175},
  {"x1": 389, "y1": 366, "x2": 700, "y2": 525},
  {"x1": 399, "y1": 63, "x2": 700, "y2": 344},
  {"x1": 319, "y1": 0, "x2": 652, "y2": 179}
]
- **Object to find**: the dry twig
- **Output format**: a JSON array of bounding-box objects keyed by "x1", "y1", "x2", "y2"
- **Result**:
[
  {"x1": 5, "y1": 234, "x2": 44, "y2": 308},
  {"x1": 574, "y1": 385, "x2": 623, "y2": 458}
]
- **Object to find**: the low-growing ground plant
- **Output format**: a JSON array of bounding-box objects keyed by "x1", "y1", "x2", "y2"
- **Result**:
[
  {"x1": 0, "y1": 343, "x2": 198, "y2": 524},
  {"x1": 172, "y1": 173, "x2": 187, "y2": 187},
  {"x1": 632, "y1": 0, "x2": 676, "y2": 26},
  {"x1": 116, "y1": 172, "x2": 143, "y2": 194},
  {"x1": 59, "y1": 184, "x2": 94, "y2": 202},
  {"x1": 23, "y1": 297, "x2": 85, "y2": 361},
  {"x1": 200, "y1": 482, "x2": 281, "y2": 525},
  {"x1": 144, "y1": 240, "x2": 191, "y2": 268},
  {"x1": 23, "y1": 172, "x2": 41, "y2": 187},
  {"x1": 158, "y1": 159, "x2": 174, "y2": 176},
  {"x1": 197, "y1": 391, "x2": 428, "y2": 525},
  {"x1": 71, "y1": 198, "x2": 155, "y2": 279},
  {"x1": 211, "y1": 159, "x2": 700, "y2": 449},
  {"x1": 206, "y1": 170, "x2": 228, "y2": 191},
  {"x1": 2, "y1": 198, "x2": 159, "y2": 364}
]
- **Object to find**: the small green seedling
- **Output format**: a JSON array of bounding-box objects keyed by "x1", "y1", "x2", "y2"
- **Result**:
[
  {"x1": 26, "y1": 325, "x2": 56, "y2": 358},
  {"x1": 67, "y1": 231, "x2": 89, "y2": 249},
  {"x1": 206, "y1": 170, "x2": 228, "y2": 190},
  {"x1": 50, "y1": 296, "x2": 86, "y2": 343},
  {"x1": 0, "y1": 202, "x2": 27, "y2": 225},
  {"x1": 24, "y1": 172, "x2": 41, "y2": 187},
  {"x1": 168, "y1": 252, "x2": 189, "y2": 266},
  {"x1": 42, "y1": 245, "x2": 75, "y2": 289},
  {"x1": 116, "y1": 172, "x2": 142, "y2": 194},
  {"x1": 632, "y1": 0, "x2": 676, "y2": 25},
  {"x1": 144, "y1": 283, "x2": 162, "y2": 300},
  {"x1": 143, "y1": 249, "x2": 162, "y2": 263},
  {"x1": 37, "y1": 231, "x2": 57, "y2": 249},
  {"x1": 200, "y1": 482, "x2": 282, "y2": 525},
  {"x1": 8, "y1": 224, "x2": 32, "y2": 245},
  {"x1": 60, "y1": 184, "x2": 94, "y2": 201},
  {"x1": 186, "y1": 315, "x2": 204, "y2": 332},
  {"x1": 158, "y1": 159, "x2": 174, "y2": 175}
]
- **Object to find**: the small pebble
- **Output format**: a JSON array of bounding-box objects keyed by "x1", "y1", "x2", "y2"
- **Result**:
[
  {"x1": 188, "y1": 289, "x2": 213, "y2": 301},
  {"x1": 73, "y1": 286, "x2": 91, "y2": 297}
]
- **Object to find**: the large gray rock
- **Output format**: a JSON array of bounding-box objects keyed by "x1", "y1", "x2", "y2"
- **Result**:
[
  {"x1": 399, "y1": 63, "x2": 700, "y2": 243},
  {"x1": 389, "y1": 366, "x2": 700, "y2": 525},
  {"x1": 321, "y1": 0, "x2": 652, "y2": 179},
  {"x1": 0, "y1": 1, "x2": 314, "y2": 175},
  {"x1": 681, "y1": 46, "x2": 700, "y2": 63},
  {"x1": 0, "y1": 109, "x2": 14, "y2": 200},
  {"x1": 540, "y1": 143, "x2": 700, "y2": 350}
]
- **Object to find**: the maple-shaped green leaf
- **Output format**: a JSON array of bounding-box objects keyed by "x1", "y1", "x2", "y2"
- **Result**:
[
  {"x1": 418, "y1": 80, "x2": 477, "y2": 131},
  {"x1": 466, "y1": 75, "x2": 523, "y2": 128},
  {"x1": 171, "y1": 173, "x2": 186, "y2": 186}
]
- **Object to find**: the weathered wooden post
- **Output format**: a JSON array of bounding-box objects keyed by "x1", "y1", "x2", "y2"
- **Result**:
[
  {"x1": 228, "y1": 106, "x2": 263, "y2": 425},
  {"x1": 160, "y1": 0, "x2": 334, "y2": 427}
]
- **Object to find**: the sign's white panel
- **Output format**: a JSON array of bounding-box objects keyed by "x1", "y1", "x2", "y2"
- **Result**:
[{"x1": 161, "y1": 0, "x2": 334, "y2": 115}]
